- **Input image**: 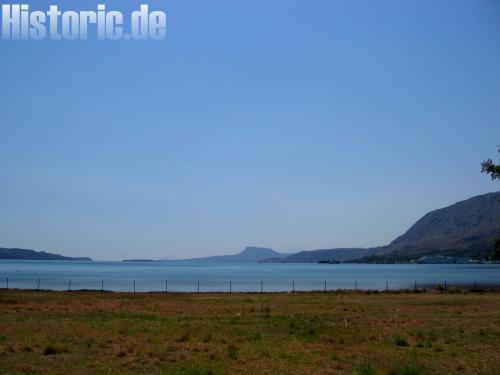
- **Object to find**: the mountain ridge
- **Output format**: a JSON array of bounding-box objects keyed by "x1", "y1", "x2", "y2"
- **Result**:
[
  {"x1": 161, "y1": 246, "x2": 289, "y2": 263},
  {"x1": 260, "y1": 248, "x2": 379, "y2": 263},
  {"x1": 261, "y1": 191, "x2": 500, "y2": 263},
  {"x1": 389, "y1": 192, "x2": 499, "y2": 251},
  {"x1": 0, "y1": 247, "x2": 92, "y2": 261},
  {"x1": 3, "y1": 192, "x2": 498, "y2": 263}
]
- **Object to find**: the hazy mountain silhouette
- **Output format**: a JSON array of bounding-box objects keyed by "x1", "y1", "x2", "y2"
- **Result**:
[
  {"x1": 3, "y1": 192, "x2": 498, "y2": 263},
  {"x1": 162, "y1": 246, "x2": 289, "y2": 263},
  {"x1": 261, "y1": 248, "x2": 379, "y2": 263},
  {"x1": 0, "y1": 247, "x2": 92, "y2": 261}
]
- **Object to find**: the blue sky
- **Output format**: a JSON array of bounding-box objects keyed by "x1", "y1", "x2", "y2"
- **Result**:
[{"x1": 1, "y1": 0, "x2": 499, "y2": 260}]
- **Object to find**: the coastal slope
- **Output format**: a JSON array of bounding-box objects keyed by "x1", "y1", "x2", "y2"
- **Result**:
[
  {"x1": 0, "y1": 247, "x2": 92, "y2": 261},
  {"x1": 261, "y1": 191, "x2": 500, "y2": 263}
]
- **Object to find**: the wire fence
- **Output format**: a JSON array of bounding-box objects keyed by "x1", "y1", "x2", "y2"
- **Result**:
[{"x1": 1, "y1": 276, "x2": 500, "y2": 293}]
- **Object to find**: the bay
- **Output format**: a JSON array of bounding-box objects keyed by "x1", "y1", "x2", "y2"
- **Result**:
[{"x1": 1, "y1": 260, "x2": 499, "y2": 292}]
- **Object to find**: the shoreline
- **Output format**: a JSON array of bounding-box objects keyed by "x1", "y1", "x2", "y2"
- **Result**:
[{"x1": 2, "y1": 286, "x2": 500, "y2": 295}]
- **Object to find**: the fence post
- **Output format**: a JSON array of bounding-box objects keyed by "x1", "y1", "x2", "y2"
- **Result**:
[
  {"x1": 229, "y1": 280, "x2": 232, "y2": 293},
  {"x1": 101, "y1": 279, "x2": 104, "y2": 292},
  {"x1": 165, "y1": 280, "x2": 168, "y2": 293},
  {"x1": 133, "y1": 280, "x2": 136, "y2": 293},
  {"x1": 292, "y1": 280, "x2": 295, "y2": 293},
  {"x1": 444, "y1": 280, "x2": 447, "y2": 294},
  {"x1": 37, "y1": 278, "x2": 41, "y2": 291},
  {"x1": 197, "y1": 280, "x2": 200, "y2": 293},
  {"x1": 355, "y1": 280, "x2": 358, "y2": 292},
  {"x1": 68, "y1": 279, "x2": 72, "y2": 292},
  {"x1": 324, "y1": 281, "x2": 327, "y2": 293},
  {"x1": 260, "y1": 280, "x2": 263, "y2": 293}
]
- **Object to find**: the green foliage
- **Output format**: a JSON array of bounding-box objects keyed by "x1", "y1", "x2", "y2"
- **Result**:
[
  {"x1": 153, "y1": 366, "x2": 215, "y2": 375},
  {"x1": 481, "y1": 149, "x2": 500, "y2": 180},
  {"x1": 481, "y1": 147, "x2": 500, "y2": 260},
  {"x1": 83, "y1": 338, "x2": 94, "y2": 349},
  {"x1": 227, "y1": 343, "x2": 238, "y2": 360},
  {"x1": 387, "y1": 353, "x2": 422, "y2": 375},
  {"x1": 481, "y1": 146, "x2": 500, "y2": 179},
  {"x1": 202, "y1": 332, "x2": 212, "y2": 343},
  {"x1": 356, "y1": 360, "x2": 377, "y2": 375},
  {"x1": 387, "y1": 362, "x2": 422, "y2": 375},
  {"x1": 492, "y1": 237, "x2": 500, "y2": 261},
  {"x1": 43, "y1": 344, "x2": 67, "y2": 355},
  {"x1": 415, "y1": 328, "x2": 439, "y2": 347},
  {"x1": 394, "y1": 335, "x2": 410, "y2": 347},
  {"x1": 249, "y1": 332, "x2": 261, "y2": 341}
]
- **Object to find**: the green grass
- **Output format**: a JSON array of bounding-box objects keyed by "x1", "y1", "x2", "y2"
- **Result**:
[
  {"x1": 356, "y1": 360, "x2": 377, "y2": 375},
  {"x1": 387, "y1": 354, "x2": 422, "y2": 375},
  {"x1": 0, "y1": 290, "x2": 499, "y2": 374},
  {"x1": 394, "y1": 335, "x2": 410, "y2": 347}
]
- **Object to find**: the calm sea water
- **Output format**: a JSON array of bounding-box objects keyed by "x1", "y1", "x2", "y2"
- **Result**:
[{"x1": 0, "y1": 260, "x2": 499, "y2": 292}]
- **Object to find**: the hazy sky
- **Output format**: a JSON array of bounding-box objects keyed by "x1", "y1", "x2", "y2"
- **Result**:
[{"x1": 1, "y1": 0, "x2": 499, "y2": 260}]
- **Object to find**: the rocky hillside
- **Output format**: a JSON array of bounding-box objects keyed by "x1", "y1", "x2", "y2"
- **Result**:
[
  {"x1": 389, "y1": 191, "x2": 500, "y2": 251},
  {"x1": 364, "y1": 191, "x2": 500, "y2": 261},
  {"x1": 261, "y1": 191, "x2": 500, "y2": 263}
]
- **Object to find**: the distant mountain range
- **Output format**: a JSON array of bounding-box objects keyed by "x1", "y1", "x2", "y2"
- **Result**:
[
  {"x1": 261, "y1": 191, "x2": 500, "y2": 263},
  {"x1": 162, "y1": 247, "x2": 289, "y2": 263},
  {"x1": 0, "y1": 248, "x2": 92, "y2": 261},
  {"x1": 261, "y1": 248, "x2": 379, "y2": 263},
  {"x1": 2, "y1": 191, "x2": 498, "y2": 264}
]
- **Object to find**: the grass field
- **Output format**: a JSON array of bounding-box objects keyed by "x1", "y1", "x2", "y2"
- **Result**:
[{"x1": 0, "y1": 290, "x2": 499, "y2": 375}]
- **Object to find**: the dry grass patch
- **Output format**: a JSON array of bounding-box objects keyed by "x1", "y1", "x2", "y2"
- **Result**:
[{"x1": 0, "y1": 290, "x2": 499, "y2": 374}]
